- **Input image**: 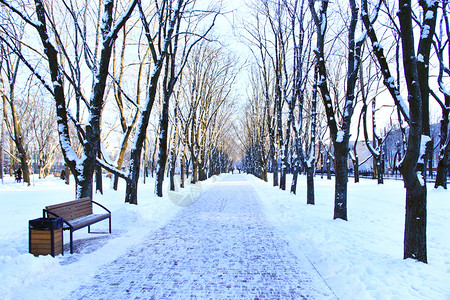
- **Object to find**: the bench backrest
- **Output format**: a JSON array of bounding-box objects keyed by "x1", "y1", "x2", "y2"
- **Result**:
[{"x1": 46, "y1": 197, "x2": 93, "y2": 221}]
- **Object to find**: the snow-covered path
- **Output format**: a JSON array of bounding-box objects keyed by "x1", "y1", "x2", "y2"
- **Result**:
[{"x1": 66, "y1": 174, "x2": 336, "y2": 299}]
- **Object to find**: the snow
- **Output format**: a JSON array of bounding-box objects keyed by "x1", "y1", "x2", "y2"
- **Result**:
[
  {"x1": 417, "y1": 171, "x2": 425, "y2": 186},
  {"x1": 396, "y1": 92, "x2": 410, "y2": 119},
  {"x1": 386, "y1": 76, "x2": 396, "y2": 88},
  {"x1": 425, "y1": 10, "x2": 434, "y2": 20},
  {"x1": 419, "y1": 135, "x2": 432, "y2": 164},
  {"x1": 372, "y1": 42, "x2": 382, "y2": 52},
  {"x1": 336, "y1": 130, "x2": 345, "y2": 143},
  {"x1": 417, "y1": 54, "x2": 425, "y2": 63},
  {"x1": 0, "y1": 173, "x2": 449, "y2": 299},
  {"x1": 250, "y1": 175, "x2": 450, "y2": 299},
  {"x1": 421, "y1": 25, "x2": 431, "y2": 39}
]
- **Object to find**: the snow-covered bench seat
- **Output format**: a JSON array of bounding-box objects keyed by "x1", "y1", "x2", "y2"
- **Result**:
[{"x1": 43, "y1": 197, "x2": 111, "y2": 254}]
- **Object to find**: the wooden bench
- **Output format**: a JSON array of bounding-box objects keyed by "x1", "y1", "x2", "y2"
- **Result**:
[{"x1": 43, "y1": 197, "x2": 111, "y2": 254}]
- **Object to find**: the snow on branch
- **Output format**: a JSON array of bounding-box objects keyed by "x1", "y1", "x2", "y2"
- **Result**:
[
  {"x1": 361, "y1": 0, "x2": 411, "y2": 125},
  {"x1": 106, "y1": 0, "x2": 138, "y2": 45},
  {"x1": 0, "y1": 0, "x2": 41, "y2": 30},
  {"x1": 96, "y1": 157, "x2": 128, "y2": 180}
]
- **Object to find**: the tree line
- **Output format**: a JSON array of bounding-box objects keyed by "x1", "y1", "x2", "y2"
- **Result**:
[
  {"x1": 239, "y1": 0, "x2": 448, "y2": 264},
  {"x1": 0, "y1": 0, "x2": 237, "y2": 203}
]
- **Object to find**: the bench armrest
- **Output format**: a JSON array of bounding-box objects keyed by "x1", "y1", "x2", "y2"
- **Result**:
[
  {"x1": 91, "y1": 200, "x2": 111, "y2": 214},
  {"x1": 43, "y1": 209, "x2": 74, "y2": 230}
]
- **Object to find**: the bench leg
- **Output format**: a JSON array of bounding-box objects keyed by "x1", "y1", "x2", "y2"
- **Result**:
[
  {"x1": 88, "y1": 225, "x2": 91, "y2": 233},
  {"x1": 109, "y1": 217, "x2": 111, "y2": 234},
  {"x1": 70, "y1": 230, "x2": 73, "y2": 254}
]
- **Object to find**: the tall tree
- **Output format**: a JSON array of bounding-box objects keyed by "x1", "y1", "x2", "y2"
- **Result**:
[
  {"x1": 433, "y1": 0, "x2": 450, "y2": 189},
  {"x1": 309, "y1": 0, "x2": 363, "y2": 220},
  {"x1": 361, "y1": 0, "x2": 438, "y2": 263},
  {"x1": 124, "y1": 0, "x2": 183, "y2": 204},
  {"x1": 154, "y1": 2, "x2": 218, "y2": 197}
]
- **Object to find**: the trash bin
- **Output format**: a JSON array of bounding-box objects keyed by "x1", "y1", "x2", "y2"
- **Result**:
[{"x1": 29, "y1": 217, "x2": 63, "y2": 257}]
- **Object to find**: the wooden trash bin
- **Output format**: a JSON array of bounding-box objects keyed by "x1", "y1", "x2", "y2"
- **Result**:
[{"x1": 29, "y1": 217, "x2": 63, "y2": 257}]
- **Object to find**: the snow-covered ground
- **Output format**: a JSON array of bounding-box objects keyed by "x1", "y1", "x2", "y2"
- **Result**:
[
  {"x1": 250, "y1": 175, "x2": 450, "y2": 299},
  {"x1": 0, "y1": 173, "x2": 449, "y2": 299}
]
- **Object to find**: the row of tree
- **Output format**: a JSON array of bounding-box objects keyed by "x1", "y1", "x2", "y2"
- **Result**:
[
  {"x1": 240, "y1": 0, "x2": 449, "y2": 264},
  {"x1": 0, "y1": 1, "x2": 237, "y2": 203}
]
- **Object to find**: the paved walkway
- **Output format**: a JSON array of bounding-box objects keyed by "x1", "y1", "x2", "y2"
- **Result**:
[{"x1": 67, "y1": 174, "x2": 335, "y2": 299}]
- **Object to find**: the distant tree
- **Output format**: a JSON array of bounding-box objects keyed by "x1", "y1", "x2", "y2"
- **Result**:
[
  {"x1": 362, "y1": 97, "x2": 387, "y2": 184},
  {"x1": 169, "y1": 95, "x2": 181, "y2": 192},
  {"x1": 241, "y1": 66, "x2": 272, "y2": 181},
  {"x1": 154, "y1": 4, "x2": 218, "y2": 197},
  {"x1": 282, "y1": 0, "x2": 315, "y2": 197},
  {"x1": 123, "y1": 0, "x2": 218, "y2": 202},
  {"x1": 30, "y1": 91, "x2": 59, "y2": 179},
  {"x1": 0, "y1": 29, "x2": 31, "y2": 185},
  {"x1": 245, "y1": 0, "x2": 288, "y2": 188},
  {"x1": 179, "y1": 43, "x2": 237, "y2": 184},
  {"x1": 110, "y1": 22, "x2": 146, "y2": 191}
]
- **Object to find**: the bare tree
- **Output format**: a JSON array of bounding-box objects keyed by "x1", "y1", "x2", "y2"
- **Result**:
[
  {"x1": 433, "y1": 0, "x2": 450, "y2": 189},
  {"x1": 1, "y1": 0, "x2": 138, "y2": 198},
  {"x1": 180, "y1": 42, "x2": 237, "y2": 184},
  {"x1": 361, "y1": 0, "x2": 438, "y2": 263},
  {"x1": 154, "y1": 3, "x2": 218, "y2": 197},
  {"x1": 309, "y1": 0, "x2": 363, "y2": 220},
  {"x1": 0, "y1": 29, "x2": 32, "y2": 185},
  {"x1": 285, "y1": 0, "x2": 315, "y2": 198},
  {"x1": 245, "y1": 1, "x2": 283, "y2": 187},
  {"x1": 30, "y1": 91, "x2": 59, "y2": 178},
  {"x1": 241, "y1": 65, "x2": 272, "y2": 181}
]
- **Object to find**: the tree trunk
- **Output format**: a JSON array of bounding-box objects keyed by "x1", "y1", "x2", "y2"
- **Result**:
[
  {"x1": 306, "y1": 165, "x2": 315, "y2": 205},
  {"x1": 17, "y1": 141, "x2": 30, "y2": 186},
  {"x1": 376, "y1": 159, "x2": 384, "y2": 184},
  {"x1": 180, "y1": 153, "x2": 185, "y2": 188},
  {"x1": 403, "y1": 175, "x2": 427, "y2": 263},
  {"x1": 155, "y1": 90, "x2": 170, "y2": 197},
  {"x1": 333, "y1": 143, "x2": 348, "y2": 220},
  {"x1": 65, "y1": 165, "x2": 70, "y2": 185},
  {"x1": 398, "y1": 0, "x2": 428, "y2": 263},
  {"x1": 96, "y1": 159, "x2": 103, "y2": 195},
  {"x1": 272, "y1": 143, "x2": 279, "y2": 187},
  {"x1": 192, "y1": 160, "x2": 198, "y2": 184},
  {"x1": 353, "y1": 158, "x2": 359, "y2": 183},
  {"x1": 169, "y1": 151, "x2": 176, "y2": 191},
  {"x1": 434, "y1": 151, "x2": 448, "y2": 189},
  {"x1": 326, "y1": 153, "x2": 332, "y2": 180},
  {"x1": 435, "y1": 107, "x2": 449, "y2": 189},
  {"x1": 262, "y1": 159, "x2": 268, "y2": 182}
]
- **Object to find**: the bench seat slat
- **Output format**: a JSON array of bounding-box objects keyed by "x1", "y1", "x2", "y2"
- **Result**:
[{"x1": 62, "y1": 213, "x2": 111, "y2": 231}]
